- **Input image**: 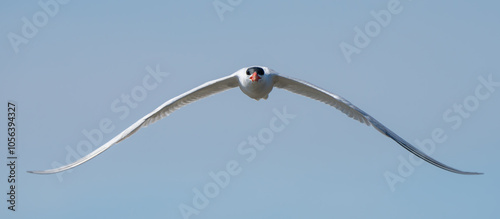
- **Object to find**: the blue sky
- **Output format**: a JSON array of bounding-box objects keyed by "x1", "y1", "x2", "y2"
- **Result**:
[{"x1": 1, "y1": 1, "x2": 499, "y2": 218}]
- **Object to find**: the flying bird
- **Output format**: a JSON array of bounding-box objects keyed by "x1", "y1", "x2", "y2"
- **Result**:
[{"x1": 28, "y1": 66, "x2": 482, "y2": 175}]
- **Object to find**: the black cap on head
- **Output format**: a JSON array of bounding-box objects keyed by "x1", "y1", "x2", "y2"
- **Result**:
[{"x1": 246, "y1": 67, "x2": 264, "y2": 76}]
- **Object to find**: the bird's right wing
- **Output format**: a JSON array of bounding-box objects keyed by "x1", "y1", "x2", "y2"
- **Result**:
[
  {"x1": 29, "y1": 74, "x2": 240, "y2": 174},
  {"x1": 273, "y1": 74, "x2": 482, "y2": 175}
]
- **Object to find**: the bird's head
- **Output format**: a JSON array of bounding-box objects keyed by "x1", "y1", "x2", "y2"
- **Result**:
[
  {"x1": 236, "y1": 66, "x2": 275, "y2": 100},
  {"x1": 246, "y1": 67, "x2": 265, "y2": 82}
]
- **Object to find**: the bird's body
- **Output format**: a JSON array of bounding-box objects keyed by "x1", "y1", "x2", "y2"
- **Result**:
[
  {"x1": 238, "y1": 67, "x2": 274, "y2": 100},
  {"x1": 29, "y1": 66, "x2": 482, "y2": 175}
]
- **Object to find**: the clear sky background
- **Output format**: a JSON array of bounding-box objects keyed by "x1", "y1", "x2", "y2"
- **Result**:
[{"x1": 1, "y1": 1, "x2": 499, "y2": 218}]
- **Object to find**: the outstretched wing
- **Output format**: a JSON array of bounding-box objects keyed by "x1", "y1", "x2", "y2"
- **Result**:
[
  {"x1": 29, "y1": 74, "x2": 239, "y2": 174},
  {"x1": 273, "y1": 74, "x2": 482, "y2": 175}
]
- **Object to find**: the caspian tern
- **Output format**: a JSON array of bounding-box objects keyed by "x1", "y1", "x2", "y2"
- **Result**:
[{"x1": 28, "y1": 66, "x2": 482, "y2": 175}]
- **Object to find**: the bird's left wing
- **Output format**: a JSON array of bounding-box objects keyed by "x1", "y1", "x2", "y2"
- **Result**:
[
  {"x1": 273, "y1": 74, "x2": 482, "y2": 175},
  {"x1": 29, "y1": 74, "x2": 239, "y2": 174}
]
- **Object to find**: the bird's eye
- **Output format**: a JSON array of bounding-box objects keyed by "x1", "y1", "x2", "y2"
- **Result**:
[
  {"x1": 246, "y1": 70, "x2": 251, "y2": 75},
  {"x1": 257, "y1": 71, "x2": 264, "y2": 76}
]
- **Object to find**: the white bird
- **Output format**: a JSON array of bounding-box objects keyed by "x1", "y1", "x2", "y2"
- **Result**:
[{"x1": 28, "y1": 66, "x2": 482, "y2": 175}]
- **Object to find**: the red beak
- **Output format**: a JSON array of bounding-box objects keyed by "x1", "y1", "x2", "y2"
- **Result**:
[{"x1": 250, "y1": 72, "x2": 261, "y2": 82}]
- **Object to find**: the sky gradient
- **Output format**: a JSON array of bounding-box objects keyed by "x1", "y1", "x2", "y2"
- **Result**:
[{"x1": 1, "y1": 1, "x2": 499, "y2": 218}]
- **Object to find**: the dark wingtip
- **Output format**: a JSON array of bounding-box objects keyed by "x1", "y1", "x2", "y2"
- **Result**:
[
  {"x1": 27, "y1": 170, "x2": 44, "y2": 174},
  {"x1": 460, "y1": 171, "x2": 483, "y2": 175}
]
